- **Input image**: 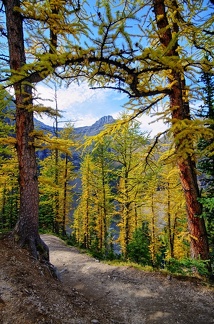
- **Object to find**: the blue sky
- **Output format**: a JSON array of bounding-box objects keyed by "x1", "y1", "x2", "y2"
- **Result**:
[{"x1": 35, "y1": 82, "x2": 168, "y2": 137}]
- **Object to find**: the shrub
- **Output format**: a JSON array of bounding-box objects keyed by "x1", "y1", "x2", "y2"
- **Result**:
[{"x1": 166, "y1": 258, "x2": 210, "y2": 277}]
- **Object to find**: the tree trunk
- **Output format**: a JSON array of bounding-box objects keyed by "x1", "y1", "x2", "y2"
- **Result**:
[
  {"x1": 3, "y1": 0, "x2": 49, "y2": 260},
  {"x1": 153, "y1": 0, "x2": 210, "y2": 261},
  {"x1": 151, "y1": 194, "x2": 156, "y2": 267},
  {"x1": 62, "y1": 153, "x2": 68, "y2": 236},
  {"x1": 53, "y1": 91, "x2": 60, "y2": 234},
  {"x1": 167, "y1": 182, "x2": 173, "y2": 259},
  {"x1": 177, "y1": 155, "x2": 209, "y2": 259}
]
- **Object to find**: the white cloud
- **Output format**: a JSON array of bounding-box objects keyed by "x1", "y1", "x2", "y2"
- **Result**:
[
  {"x1": 137, "y1": 114, "x2": 168, "y2": 137},
  {"x1": 35, "y1": 81, "x2": 125, "y2": 125}
]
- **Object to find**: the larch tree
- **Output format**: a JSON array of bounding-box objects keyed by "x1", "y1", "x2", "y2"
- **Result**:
[
  {"x1": 0, "y1": 90, "x2": 19, "y2": 230},
  {"x1": 73, "y1": 154, "x2": 96, "y2": 249},
  {"x1": 38, "y1": 154, "x2": 56, "y2": 232},
  {"x1": 142, "y1": 167, "x2": 163, "y2": 267},
  {"x1": 2, "y1": 0, "x2": 46, "y2": 259},
  {"x1": 58, "y1": 124, "x2": 76, "y2": 236},
  {"x1": 90, "y1": 138, "x2": 114, "y2": 254},
  {"x1": 39, "y1": 150, "x2": 74, "y2": 235},
  {"x1": 38, "y1": 122, "x2": 75, "y2": 234},
  {"x1": 110, "y1": 115, "x2": 148, "y2": 257},
  {"x1": 158, "y1": 148, "x2": 188, "y2": 260},
  {"x1": 0, "y1": 153, "x2": 19, "y2": 230},
  {"x1": 0, "y1": 0, "x2": 86, "y2": 258}
]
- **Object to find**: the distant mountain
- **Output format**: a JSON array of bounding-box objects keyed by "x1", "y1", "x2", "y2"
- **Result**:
[
  {"x1": 34, "y1": 119, "x2": 56, "y2": 133},
  {"x1": 73, "y1": 115, "x2": 115, "y2": 136},
  {"x1": 35, "y1": 115, "x2": 116, "y2": 166},
  {"x1": 4, "y1": 95, "x2": 115, "y2": 163},
  {"x1": 34, "y1": 115, "x2": 115, "y2": 137},
  {"x1": 4, "y1": 95, "x2": 115, "y2": 137}
]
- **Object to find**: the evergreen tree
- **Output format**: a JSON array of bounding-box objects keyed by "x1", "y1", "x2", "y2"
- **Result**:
[{"x1": 127, "y1": 223, "x2": 151, "y2": 265}]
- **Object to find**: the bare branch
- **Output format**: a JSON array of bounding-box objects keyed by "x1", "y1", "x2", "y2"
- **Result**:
[{"x1": 144, "y1": 129, "x2": 168, "y2": 170}]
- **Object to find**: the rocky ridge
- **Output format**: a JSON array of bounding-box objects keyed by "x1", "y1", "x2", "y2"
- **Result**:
[{"x1": 34, "y1": 115, "x2": 115, "y2": 137}]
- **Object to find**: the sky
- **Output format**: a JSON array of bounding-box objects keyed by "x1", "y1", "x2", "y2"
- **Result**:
[{"x1": 35, "y1": 82, "x2": 168, "y2": 138}]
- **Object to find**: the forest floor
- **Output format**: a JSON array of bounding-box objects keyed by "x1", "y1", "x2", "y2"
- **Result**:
[{"x1": 0, "y1": 234, "x2": 214, "y2": 324}]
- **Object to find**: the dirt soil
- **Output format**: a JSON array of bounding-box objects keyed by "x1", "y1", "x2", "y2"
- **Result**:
[{"x1": 0, "y1": 234, "x2": 214, "y2": 324}]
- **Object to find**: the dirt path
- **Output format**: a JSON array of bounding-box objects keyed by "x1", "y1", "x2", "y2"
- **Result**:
[{"x1": 42, "y1": 234, "x2": 214, "y2": 324}]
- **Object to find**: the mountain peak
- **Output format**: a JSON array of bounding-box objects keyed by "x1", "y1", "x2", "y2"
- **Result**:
[
  {"x1": 92, "y1": 115, "x2": 115, "y2": 127},
  {"x1": 74, "y1": 115, "x2": 115, "y2": 136}
]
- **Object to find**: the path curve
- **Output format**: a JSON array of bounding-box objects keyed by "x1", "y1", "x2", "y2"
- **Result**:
[{"x1": 42, "y1": 234, "x2": 214, "y2": 324}]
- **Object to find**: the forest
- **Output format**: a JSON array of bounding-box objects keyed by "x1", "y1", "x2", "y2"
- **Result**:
[{"x1": 0, "y1": 0, "x2": 213, "y2": 278}]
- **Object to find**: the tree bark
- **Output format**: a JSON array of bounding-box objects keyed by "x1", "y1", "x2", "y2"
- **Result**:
[
  {"x1": 153, "y1": 0, "x2": 210, "y2": 261},
  {"x1": 3, "y1": 0, "x2": 49, "y2": 260}
]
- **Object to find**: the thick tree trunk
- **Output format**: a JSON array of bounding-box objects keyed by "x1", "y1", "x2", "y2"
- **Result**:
[
  {"x1": 3, "y1": 0, "x2": 49, "y2": 260},
  {"x1": 177, "y1": 156, "x2": 209, "y2": 259},
  {"x1": 14, "y1": 93, "x2": 49, "y2": 259},
  {"x1": 153, "y1": 0, "x2": 210, "y2": 261}
]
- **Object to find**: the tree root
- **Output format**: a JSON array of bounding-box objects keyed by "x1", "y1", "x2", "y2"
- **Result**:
[{"x1": 10, "y1": 230, "x2": 61, "y2": 280}]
